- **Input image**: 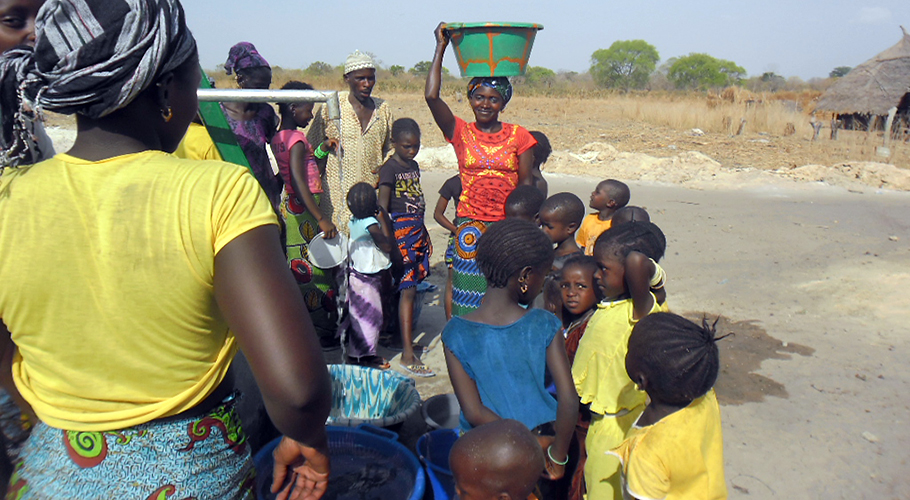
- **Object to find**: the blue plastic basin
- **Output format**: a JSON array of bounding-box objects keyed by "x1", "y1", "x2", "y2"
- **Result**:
[{"x1": 254, "y1": 425, "x2": 425, "y2": 500}]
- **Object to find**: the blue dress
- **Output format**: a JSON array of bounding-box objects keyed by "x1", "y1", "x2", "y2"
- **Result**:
[{"x1": 442, "y1": 308, "x2": 561, "y2": 432}]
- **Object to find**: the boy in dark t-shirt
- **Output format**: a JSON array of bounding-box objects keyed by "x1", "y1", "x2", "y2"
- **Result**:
[
  {"x1": 378, "y1": 118, "x2": 435, "y2": 378},
  {"x1": 434, "y1": 175, "x2": 461, "y2": 321}
]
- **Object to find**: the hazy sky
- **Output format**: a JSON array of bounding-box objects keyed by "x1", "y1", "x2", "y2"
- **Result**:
[{"x1": 184, "y1": 1, "x2": 910, "y2": 81}]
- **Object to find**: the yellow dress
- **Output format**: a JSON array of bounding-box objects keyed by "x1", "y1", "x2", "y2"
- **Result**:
[
  {"x1": 610, "y1": 390, "x2": 727, "y2": 500},
  {"x1": 571, "y1": 294, "x2": 660, "y2": 500}
]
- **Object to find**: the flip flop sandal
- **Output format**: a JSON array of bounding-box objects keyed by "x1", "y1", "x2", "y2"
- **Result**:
[
  {"x1": 400, "y1": 361, "x2": 436, "y2": 378},
  {"x1": 348, "y1": 356, "x2": 391, "y2": 370}
]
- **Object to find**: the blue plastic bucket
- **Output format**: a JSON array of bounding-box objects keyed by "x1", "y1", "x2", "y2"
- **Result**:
[
  {"x1": 416, "y1": 429, "x2": 460, "y2": 500},
  {"x1": 254, "y1": 424, "x2": 426, "y2": 500}
]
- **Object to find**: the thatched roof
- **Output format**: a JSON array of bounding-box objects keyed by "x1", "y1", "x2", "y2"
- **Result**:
[{"x1": 816, "y1": 27, "x2": 910, "y2": 115}]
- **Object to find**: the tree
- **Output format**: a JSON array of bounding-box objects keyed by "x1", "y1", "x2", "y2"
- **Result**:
[
  {"x1": 409, "y1": 61, "x2": 448, "y2": 76},
  {"x1": 829, "y1": 66, "x2": 852, "y2": 78},
  {"x1": 389, "y1": 65, "x2": 405, "y2": 76},
  {"x1": 667, "y1": 53, "x2": 746, "y2": 90},
  {"x1": 590, "y1": 40, "x2": 660, "y2": 90},
  {"x1": 305, "y1": 61, "x2": 334, "y2": 76},
  {"x1": 525, "y1": 66, "x2": 556, "y2": 86}
]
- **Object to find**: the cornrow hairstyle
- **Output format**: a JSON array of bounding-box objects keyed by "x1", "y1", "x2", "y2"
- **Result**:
[
  {"x1": 391, "y1": 117, "x2": 421, "y2": 142},
  {"x1": 278, "y1": 80, "x2": 314, "y2": 114},
  {"x1": 504, "y1": 185, "x2": 545, "y2": 220},
  {"x1": 540, "y1": 192, "x2": 585, "y2": 227},
  {"x1": 598, "y1": 179, "x2": 630, "y2": 208},
  {"x1": 476, "y1": 219, "x2": 554, "y2": 288},
  {"x1": 612, "y1": 205, "x2": 650, "y2": 225},
  {"x1": 560, "y1": 254, "x2": 599, "y2": 278},
  {"x1": 346, "y1": 182, "x2": 378, "y2": 219},
  {"x1": 593, "y1": 220, "x2": 666, "y2": 263},
  {"x1": 530, "y1": 131, "x2": 551, "y2": 167},
  {"x1": 627, "y1": 312, "x2": 723, "y2": 406}
]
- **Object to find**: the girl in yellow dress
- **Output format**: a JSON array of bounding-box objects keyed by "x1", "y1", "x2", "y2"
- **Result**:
[
  {"x1": 609, "y1": 312, "x2": 728, "y2": 500},
  {"x1": 571, "y1": 222, "x2": 665, "y2": 499}
]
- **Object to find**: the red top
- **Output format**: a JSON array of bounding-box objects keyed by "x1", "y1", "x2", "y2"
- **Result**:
[{"x1": 447, "y1": 116, "x2": 536, "y2": 221}]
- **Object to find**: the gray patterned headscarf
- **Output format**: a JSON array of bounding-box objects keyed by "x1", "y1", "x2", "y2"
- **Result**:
[{"x1": 0, "y1": 0, "x2": 197, "y2": 168}]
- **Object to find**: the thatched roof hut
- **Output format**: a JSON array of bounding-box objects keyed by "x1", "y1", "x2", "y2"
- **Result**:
[{"x1": 816, "y1": 27, "x2": 910, "y2": 116}]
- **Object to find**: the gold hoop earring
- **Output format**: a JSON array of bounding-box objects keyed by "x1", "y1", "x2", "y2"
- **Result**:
[
  {"x1": 161, "y1": 107, "x2": 173, "y2": 123},
  {"x1": 519, "y1": 277, "x2": 529, "y2": 294}
]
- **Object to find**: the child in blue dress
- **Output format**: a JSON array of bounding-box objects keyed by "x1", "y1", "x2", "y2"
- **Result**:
[{"x1": 442, "y1": 218, "x2": 578, "y2": 486}]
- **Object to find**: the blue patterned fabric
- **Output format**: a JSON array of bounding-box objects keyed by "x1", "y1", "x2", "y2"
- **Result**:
[
  {"x1": 441, "y1": 309, "x2": 561, "y2": 432},
  {"x1": 451, "y1": 218, "x2": 491, "y2": 316},
  {"x1": 327, "y1": 365, "x2": 422, "y2": 427},
  {"x1": 7, "y1": 394, "x2": 254, "y2": 499}
]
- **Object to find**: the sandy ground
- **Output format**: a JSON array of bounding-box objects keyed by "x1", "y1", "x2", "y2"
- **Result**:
[{"x1": 43, "y1": 119, "x2": 910, "y2": 498}]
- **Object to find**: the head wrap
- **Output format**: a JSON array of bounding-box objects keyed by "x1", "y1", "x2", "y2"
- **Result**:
[
  {"x1": 344, "y1": 50, "x2": 375, "y2": 75},
  {"x1": 224, "y1": 41, "x2": 269, "y2": 75},
  {"x1": 0, "y1": 0, "x2": 196, "y2": 168},
  {"x1": 467, "y1": 77, "x2": 513, "y2": 107}
]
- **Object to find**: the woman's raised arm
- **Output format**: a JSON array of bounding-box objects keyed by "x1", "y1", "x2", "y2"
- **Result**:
[{"x1": 425, "y1": 22, "x2": 456, "y2": 141}]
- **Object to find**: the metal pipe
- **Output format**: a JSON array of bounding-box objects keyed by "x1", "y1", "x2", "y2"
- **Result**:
[{"x1": 196, "y1": 89, "x2": 341, "y2": 121}]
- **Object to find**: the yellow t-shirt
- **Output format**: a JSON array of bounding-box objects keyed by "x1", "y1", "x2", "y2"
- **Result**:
[
  {"x1": 572, "y1": 295, "x2": 660, "y2": 415},
  {"x1": 576, "y1": 213, "x2": 613, "y2": 256},
  {"x1": 610, "y1": 390, "x2": 727, "y2": 500},
  {"x1": 174, "y1": 122, "x2": 222, "y2": 161},
  {"x1": 0, "y1": 151, "x2": 277, "y2": 431}
]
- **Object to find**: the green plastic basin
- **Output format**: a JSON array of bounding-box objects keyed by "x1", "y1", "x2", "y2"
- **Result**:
[{"x1": 444, "y1": 22, "x2": 544, "y2": 77}]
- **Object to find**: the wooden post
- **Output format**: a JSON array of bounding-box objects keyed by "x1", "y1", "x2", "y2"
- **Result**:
[
  {"x1": 830, "y1": 118, "x2": 839, "y2": 140},
  {"x1": 811, "y1": 121, "x2": 823, "y2": 141},
  {"x1": 883, "y1": 106, "x2": 898, "y2": 145},
  {"x1": 736, "y1": 118, "x2": 746, "y2": 136}
]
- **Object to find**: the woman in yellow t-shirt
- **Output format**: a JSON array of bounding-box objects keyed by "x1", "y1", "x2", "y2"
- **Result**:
[
  {"x1": 610, "y1": 312, "x2": 728, "y2": 500},
  {"x1": 0, "y1": 1, "x2": 331, "y2": 498}
]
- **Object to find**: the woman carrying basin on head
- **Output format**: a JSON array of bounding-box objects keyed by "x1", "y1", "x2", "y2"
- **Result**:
[{"x1": 425, "y1": 22, "x2": 537, "y2": 316}]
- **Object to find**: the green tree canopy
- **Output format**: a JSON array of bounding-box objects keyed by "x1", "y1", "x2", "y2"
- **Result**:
[
  {"x1": 305, "y1": 61, "x2": 334, "y2": 75},
  {"x1": 389, "y1": 65, "x2": 405, "y2": 76},
  {"x1": 667, "y1": 53, "x2": 746, "y2": 90},
  {"x1": 525, "y1": 66, "x2": 556, "y2": 85},
  {"x1": 590, "y1": 40, "x2": 660, "y2": 90},
  {"x1": 829, "y1": 66, "x2": 852, "y2": 78},
  {"x1": 409, "y1": 61, "x2": 448, "y2": 76}
]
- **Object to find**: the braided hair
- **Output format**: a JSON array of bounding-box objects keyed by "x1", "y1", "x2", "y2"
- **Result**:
[
  {"x1": 627, "y1": 312, "x2": 724, "y2": 406},
  {"x1": 391, "y1": 117, "x2": 421, "y2": 142},
  {"x1": 530, "y1": 131, "x2": 551, "y2": 166},
  {"x1": 593, "y1": 220, "x2": 666, "y2": 262},
  {"x1": 476, "y1": 219, "x2": 554, "y2": 288},
  {"x1": 277, "y1": 81, "x2": 314, "y2": 114},
  {"x1": 346, "y1": 182, "x2": 378, "y2": 219},
  {"x1": 612, "y1": 206, "x2": 651, "y2": 225}
]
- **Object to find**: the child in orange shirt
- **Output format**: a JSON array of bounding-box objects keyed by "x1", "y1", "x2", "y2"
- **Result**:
[{"x1": 576, "y1": 180, "x2": 629, "y2": 256}]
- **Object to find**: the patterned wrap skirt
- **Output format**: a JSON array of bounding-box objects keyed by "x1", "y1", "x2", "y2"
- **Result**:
[
  {"x1": 281, "y1": 193, "x2": 338, "y2": 337},
  {"x1": 6, "y1": 394, "x2": 255, "y2": 499},
  {"x1": 338, "y1": 268, "x2": 385, "y2": 359},
  {"x1": 451, "y1": 218, "x2": 494, "y2": 316},
  {"x1": 391, "y1": 213, "x2": 432, "y2": 291}
]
